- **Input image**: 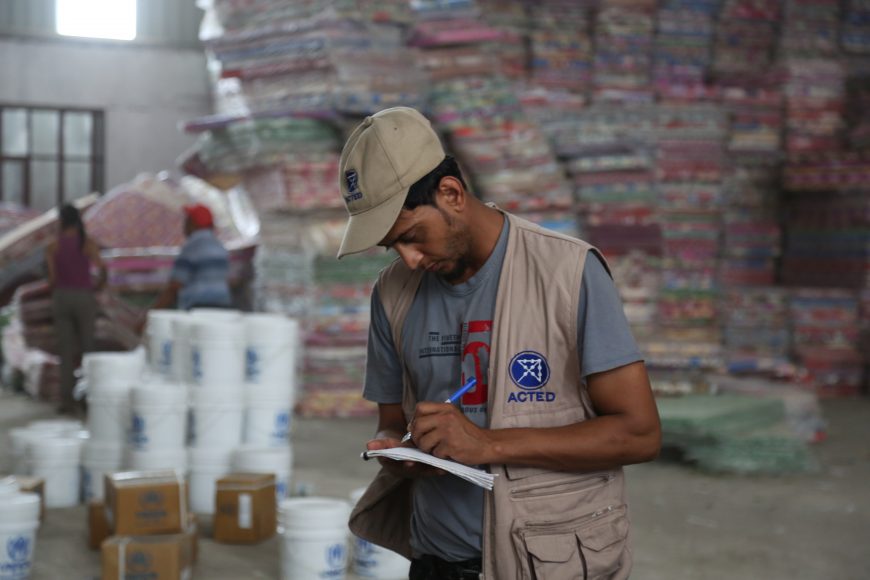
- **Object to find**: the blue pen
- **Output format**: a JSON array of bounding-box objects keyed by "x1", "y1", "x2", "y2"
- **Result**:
[{"x1": 401, "y1": 377, "x2": 477, "y2": 444}]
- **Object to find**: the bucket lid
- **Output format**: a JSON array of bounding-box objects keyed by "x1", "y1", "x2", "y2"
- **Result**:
[
  {"x1": 83, "y1": 440, "x2": 125, "y2": 463},
  {"x1": 188, "y1": 317, "x2": 245, "y2": 343},
  {"x1": 27, "y1": 436, "x2": 83, "y2": 462},
  {"x1": 189, "y1": 387, "x2": 245, "y2": 407},
  {"x1": 188, "y1": 447, "x2": 235, "y2": 468},
  {"x1": 128, "y1": 448, "x2": 189, "y2": 472},
  {"x1": 146, "y1": 310, "x2": 186, "y2": 331},
  {"x1": 233, "y1": 446, "x2": 292, "y2": 472},
  {"x1": 244, "y1": 314, "x2": 299, "y2": 340},
  {"x1": 88, "y1": 383, "x2": 133, "y2": 399},
  {"x1": 132, "y1": 382, "x2": 188, "y2": 407},
  {"x1": 0, "y1": 476, "x2": 19, "y2": 496},
  {"x1": 245, "y1": 389, "x2": 293, "y2": 405},
  {"x1": 29, "y1": 419, "x2": 83, "y2": 433},
  {"x1": 190, "y1": 308, "x2": 242, "y2": 319},
  {"x1": 278, "y1": 497, "x2": 350, "y2": 531},
  {"x1": 0, "y1": 492, "x2": 41, "y2": 522}
]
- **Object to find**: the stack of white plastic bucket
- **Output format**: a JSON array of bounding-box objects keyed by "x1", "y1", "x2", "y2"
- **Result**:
[
  {"x1": 0, "y1": 479, "x2": 41, "y2": 580},
  {"x1": 81, "y1": 349, "x2": 145, "y2": 502},
  {"x1": 140, "y1": 309, "x2": 301, "y2": 513},
  {"x1": 144, "y1": 310, "x2": 187, "y2": 379},
  {"x1": 9, "y1": 420, "x2": 81, "y2": 476},
  {"x1": 179, "y1": 310, "x2": 246, "y2": 514},
  {"x1": 279, "y1": 497, "x2": 351, "y2": 580},
  {"x1": 233, "y1": 313, "x2": 299, "y2": 502},
  {"x1": 349, "y1": 488, "x2": 410, "y2": 579},
  {"x1": 11, "y1": 420, "x2": 87, "y2": 508},
  {"x1": 128, "y1": 378, "x2": 188, "y2": 477}
]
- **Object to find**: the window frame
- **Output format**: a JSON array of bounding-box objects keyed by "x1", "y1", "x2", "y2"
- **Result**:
[{"x1": 0, "y1": 104, "x2": 105, "y2": 209}]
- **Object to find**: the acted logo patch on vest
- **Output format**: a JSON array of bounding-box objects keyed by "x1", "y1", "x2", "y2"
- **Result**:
[{"x1": 508, "y1": 351, "x2": 556, "y2": 403}]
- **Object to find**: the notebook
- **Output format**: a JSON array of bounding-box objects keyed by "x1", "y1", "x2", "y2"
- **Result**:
[{"x1": 361, "y1": 447, "x2": 496, "y2": 490}]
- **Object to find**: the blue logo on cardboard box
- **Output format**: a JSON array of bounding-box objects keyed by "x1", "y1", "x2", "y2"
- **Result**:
[
  {"x1": 127, "y1": 551, "x2": 152, "y2": 573},
  {"x1": 507, "y1": 351, "x2": 556, "y2": 403},
  {"x1": 139, "y1": 490, "x2": 164, "y2": 508},
  {"x1": 344, "y1": 170, "x2": 363, "y2": 203}
]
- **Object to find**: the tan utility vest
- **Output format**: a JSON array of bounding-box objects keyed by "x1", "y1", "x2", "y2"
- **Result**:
[{"x1": 349, "y1": 212, "x2": 632, "y2": 580}]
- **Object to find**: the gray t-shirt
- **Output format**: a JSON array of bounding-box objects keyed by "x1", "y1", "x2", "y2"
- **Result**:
[{"x1": 364, "y1": 219, "x2": 642, "y2": 561}]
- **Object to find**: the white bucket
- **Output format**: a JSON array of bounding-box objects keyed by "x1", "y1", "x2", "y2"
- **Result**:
[
  {"x1": 81, "y1": 441, "x2": 125, "y2": 502},
  {"x1": 146, "y1": 310, "x2": 187, "y2": 378},
  {"x1": 245, "y1": 314, "x2": 300, "y2": 387},
  {"x1": 28, "y1": 419, "x2": 83, "y2": 434},
  {"x1": 9, "y1": 428, "x2": 42, "y2": 475},
  {"x1": 87, "y1": 385, "x2": 131, "y2": 443},
  {"x1": 190, "y1": 308, "x2": 243, "y2": 320},
  {"x1": 0, "y1": 476, "x2": 19, "y2": 497},
  {"x1": 27, "y1": 437, "x2": 83, "y2": 508},
  {"x1": 233, "y1": 446, "x2": 292, "y2": 501},
  {"x1": 280, "y1": 498, "x2": 350, "y2": 580},
  {"x1": 83, "y1": 350, "x2": 145, "y2": 390},
  {"x1": 189, "y1": 388, "x2": 245, "y2": 449},
  {"x1": 127, "y1": 448, "x2": 188, "y2": 477},
  {"x1": 190, "y1": 339, "x2": 245, "y2": 388},
  {"x1": 171, "y1": 317, "x2": 196, "y2": 383},
  {"x1": 244, "y1": 392, "x2": 292, "y2": 448},
  {"x1": 188, "y1": 316, "x2": 244, "y2": 343},
  {"x1": 0, "y1": 492, "x2": 40, "y2": 580},
  {"x1": 188, "y1": 447, "x2": 234, "y2": 515},
  {"x1": 129, "y1": 384, "x2": 188, "y2": 451},
  {"x1": 349, "y1": 488, "x2": 410, "y2": 579}
]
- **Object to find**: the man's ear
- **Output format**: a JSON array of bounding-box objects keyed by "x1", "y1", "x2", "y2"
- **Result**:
[{"x1": 436, "y1": 176, "x2": 466, "y2": 212}]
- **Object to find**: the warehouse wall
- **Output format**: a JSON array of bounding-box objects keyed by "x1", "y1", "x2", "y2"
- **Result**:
[{"x1": 0, "y1": 37, "x2": 211, "y2": 190}]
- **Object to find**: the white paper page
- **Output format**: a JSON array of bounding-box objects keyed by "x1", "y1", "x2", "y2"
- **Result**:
[{"x1": 362, "y1": 447, "x2": 496, "y2": 490}]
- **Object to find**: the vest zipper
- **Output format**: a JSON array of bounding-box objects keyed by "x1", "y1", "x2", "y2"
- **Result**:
[
  {"x1": 521, "y1": 504, "x2": 620, "y2": 533},
  {"x1": 509, "y1": 472, "x2": 614, "y2": 500}
]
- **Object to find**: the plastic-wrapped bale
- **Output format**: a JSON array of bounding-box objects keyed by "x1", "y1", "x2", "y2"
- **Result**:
[
  {"x1": 687, "y1": 423, "x2": 818, "y2": 474},
  {"x1": 657, "y1": 394, "x2": 785, "y2": 445},
  {"x1": 779, "y1": 0, "x2": 840, "y2": 59},
  {"x1": 593, "y1": 0, "x2": 656, "y2": 104},
  {"x1": 528, "y1": 0, "x2": 594, "y2": 93},
  {"x1": 653, "y1": 0, "x2": 720, "y2": 102}
]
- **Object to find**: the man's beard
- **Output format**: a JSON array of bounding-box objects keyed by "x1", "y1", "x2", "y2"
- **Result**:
[{"x1": 435, "y1": 206, "x2": 472, "y2": 283}]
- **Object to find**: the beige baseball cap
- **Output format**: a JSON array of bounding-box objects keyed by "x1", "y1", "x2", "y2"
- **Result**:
[{"x1": 337, "y1": 107, "x2": 445, "y2": 258}]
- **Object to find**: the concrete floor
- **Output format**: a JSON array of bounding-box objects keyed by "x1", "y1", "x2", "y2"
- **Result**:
[{"x1": 1, "y1": 390, "x2": 869, "y2": 580}]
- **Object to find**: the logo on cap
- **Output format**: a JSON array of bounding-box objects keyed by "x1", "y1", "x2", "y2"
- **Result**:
[{"x1": 344, "y1": 170, "x2": 363, "y2": 203}]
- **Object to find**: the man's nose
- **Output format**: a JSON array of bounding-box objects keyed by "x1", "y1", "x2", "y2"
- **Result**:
[{"x1": 395, "y1": 244, "x2": 424, "y2": 270}]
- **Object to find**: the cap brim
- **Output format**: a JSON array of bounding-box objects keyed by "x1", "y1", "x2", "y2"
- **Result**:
[{"x1": 337, "y1": 187, "x2": 408, "y2": 259}]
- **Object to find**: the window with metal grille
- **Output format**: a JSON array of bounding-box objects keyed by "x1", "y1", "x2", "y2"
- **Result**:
[{"x1": 0, "y1": 105, "x2": 105, "y2": 210}]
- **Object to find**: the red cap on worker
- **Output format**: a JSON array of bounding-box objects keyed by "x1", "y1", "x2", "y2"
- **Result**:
[{"x1": 183, "y1": 204, "x2": 214, "y2": 229}]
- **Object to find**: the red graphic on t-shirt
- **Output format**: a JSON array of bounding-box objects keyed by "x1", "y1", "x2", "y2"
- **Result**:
[{"x1": 461, "y1": 320, "x2": 491, "y2": 406}]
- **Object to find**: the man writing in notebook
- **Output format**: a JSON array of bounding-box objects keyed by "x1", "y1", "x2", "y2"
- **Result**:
[{"x1": 340, "y1": 107, "x2": 661, "y2": 580}]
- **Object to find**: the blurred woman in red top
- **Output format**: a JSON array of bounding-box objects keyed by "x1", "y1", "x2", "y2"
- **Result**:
[{"x1": 45, "y1": 204, "x2": 106, "y2": 415}]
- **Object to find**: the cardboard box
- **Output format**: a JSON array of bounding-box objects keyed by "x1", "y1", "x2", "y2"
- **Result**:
[
  {"x1": 104, "y1": 470, "x2": 188, "y2": 536},
  {"x1": 101, "y1": 533, "x2": 192, "y2": 580},
  {"x1": 213, "y1": 473, "x2": 276, "y2": 544},
  {"x1": 89, "y1": 501, "x2": 110, "y2": 550},
  {"x1": 13, "y1": 476, "x2": 45, "y2": 522},
  {"x1": 185, "y1": 514, "x2": 199, "y2": 564}
]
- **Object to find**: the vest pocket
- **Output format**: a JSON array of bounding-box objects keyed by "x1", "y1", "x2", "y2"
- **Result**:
[{"x1": 516, "y1": 504, "x2": 629, "y2": 580}]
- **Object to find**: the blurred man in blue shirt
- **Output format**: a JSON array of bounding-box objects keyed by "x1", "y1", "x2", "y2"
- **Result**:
[{"x1": 151, "y1": 204, "x2": 232, "y2": 311}]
